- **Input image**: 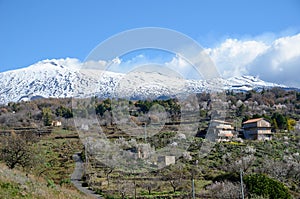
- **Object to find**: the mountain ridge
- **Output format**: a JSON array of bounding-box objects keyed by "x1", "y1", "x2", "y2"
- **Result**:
[{"x1": 0, "y1": 58, "x2": 288, "y2": 105}]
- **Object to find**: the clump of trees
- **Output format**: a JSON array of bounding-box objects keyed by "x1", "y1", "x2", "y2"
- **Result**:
[
  {"x1": 206, "y1": 174, "x2": 292, "y2": 199},
  {"x1": 55, "y1": 105, "x2": 73, "y2": 118},
  {"x1": 0, "y1": 88, "x2": 299, "y2": 130}
]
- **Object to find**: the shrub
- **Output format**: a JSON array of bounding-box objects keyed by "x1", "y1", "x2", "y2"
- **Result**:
[
  {"x1": 244, "y1": 173, "x2": 291, "y2": 199},
  {"x1": 213, "y1": 172, "x2": 240, "y2": 182},
  {"x1": 59, "y1": 178, "x2": 71, "y2": 186},
  {"x1": 46, "y1": 179, "x2": 55, "y2": 188}
]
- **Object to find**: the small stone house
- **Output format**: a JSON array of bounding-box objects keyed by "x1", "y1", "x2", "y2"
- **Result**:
[
  {"x1": 242, "y1": 118, "x2": 272, "y2": 140},
  {"x1": 51, "y1": 120, "x2": 62, "y2": 127},
  {"x1": 157, "y1": 156, "x2": 175, "y2": 167}
]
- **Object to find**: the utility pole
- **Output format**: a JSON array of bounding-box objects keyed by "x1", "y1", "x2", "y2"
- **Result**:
[
  {"x1": 132, "y1": 168, "x2": 137, "y2": 199},
  {"x1": 240, "y1": 169, "x2": 245, "y2": 199},
  {"x1": 85, "y1": 142, "x2": 88, "y2": 170},
  {"x1": 192, "y1": 160, "x2": 198, "y2": 199},
  {"x1": 192, "y1": 171, "x2": 195, "y2": 199},
  {"x1": 144, "y1": 123, "x2": 147, "y2": 142},
  {"x1": 134, "y1": 178, "x2": 137, "y2": 199}
]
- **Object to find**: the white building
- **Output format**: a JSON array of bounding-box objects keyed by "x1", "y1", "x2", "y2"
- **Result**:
[
  {"x1": 157, "y1": 156, "x2": 176, "y2": 167},
  {"x1": 210, "y1": 120, "x2": 235, "y2": 142}
]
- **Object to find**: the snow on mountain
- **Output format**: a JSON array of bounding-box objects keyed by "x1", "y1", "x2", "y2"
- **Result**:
[{"x1": 0, "y1": 58, "x2": 287, "y2": 105}]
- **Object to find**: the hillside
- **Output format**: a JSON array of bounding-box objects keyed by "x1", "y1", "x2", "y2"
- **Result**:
[
  {"x1": 0, "y1": 88, "x2": 300, "y2": 198},
  {"x1": 0, "y1": 163, "x2": 93, "y2": 199}
]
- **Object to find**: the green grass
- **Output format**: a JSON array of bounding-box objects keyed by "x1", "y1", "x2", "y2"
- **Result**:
[
  {"x1": 0, "y1": 181, "x2": 33, "y2": 199},
  {"x1": 31, "y1": 128, "x2": 83, "y2": 184}
]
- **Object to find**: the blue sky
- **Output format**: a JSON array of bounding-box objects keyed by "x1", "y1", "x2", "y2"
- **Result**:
[{"x1": 1, "y1": 0, "x2": 300, "y2": 86}]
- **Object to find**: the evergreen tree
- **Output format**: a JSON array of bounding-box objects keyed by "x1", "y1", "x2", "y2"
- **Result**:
[
  {"x1": 273, "y1": 118, "x2": 279, "y2": 131},
  {"x1": 42, "y1": 108, "x2": 52, "y2": 126},
  {"x1": 272, "y1": 112, "x2": 288, "y2": 130}
]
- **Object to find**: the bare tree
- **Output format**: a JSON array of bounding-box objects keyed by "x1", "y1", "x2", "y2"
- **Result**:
[
  {"x1": 161, "y1": 164, "x2": 190, "y2": 193},
  {"x1": 140, "y1": 179, "x2": 157, "y2": 195},
  {"x1": 256, "y1": 156, "x2": 300, "y2": 188},
  {"x1": 206, "y1": 181, "x2": 244, "y2": 199},
  {"x1": 0, "y1": 132, "x2": 36, "y2": 170},
  {"x1": 103, "y1": 166, "x2": 114, "y2": 188},
  {"x1": 222, "y1": 146, "x2": 256, "y2": 173},
  {"x1": 117, "y1": 180, "x2": 134, "y2": 199}
]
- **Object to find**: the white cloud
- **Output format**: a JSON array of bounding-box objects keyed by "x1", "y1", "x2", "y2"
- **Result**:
[
  {"x1": 112, "y1": 57, "x2": 121, "y2": 65},
  {"x1": 164, "y1": 54, "x2": 202, "y2": 79},
  {"x1": 205, "y1": 39, "x2": 268, "y2": 77},
  {"x1": 165, "y1": 54, "x2": 190, "y2": 69},
  {"x1": 247, "y1": 34, "x2": 300, "y2": 87},
  {"x1": 205, "y1": 33, "x2": 300, "y2": 87},
  {"x1": 82, "y1": 60, "x2": 107, "y2": 70}
]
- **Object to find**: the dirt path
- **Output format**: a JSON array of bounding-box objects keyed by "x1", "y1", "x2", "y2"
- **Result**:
[{"x1": 71, "y1": 152, "x2": 103, "y2": 199}]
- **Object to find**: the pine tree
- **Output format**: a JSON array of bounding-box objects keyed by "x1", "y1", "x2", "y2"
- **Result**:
[
  {"x1": 273, "y1": 118, "x2": 279, "y2": 131},
  {"x1": 42, "y1": 108, "x2": 52, "y2": 126}
]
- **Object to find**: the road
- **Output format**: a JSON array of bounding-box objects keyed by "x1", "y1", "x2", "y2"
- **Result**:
[{"x1": 71, "y1": 152, "x2": 103, "y2": 199}]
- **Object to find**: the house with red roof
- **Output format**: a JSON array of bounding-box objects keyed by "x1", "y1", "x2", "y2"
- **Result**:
[{"x1": 242, "y1": 118, "x2": 272, "y2": 140}]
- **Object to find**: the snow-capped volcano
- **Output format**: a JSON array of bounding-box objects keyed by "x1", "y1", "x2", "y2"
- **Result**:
[{"x1": 0, "y1": 58, "x2": 286, "y2": 105}]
